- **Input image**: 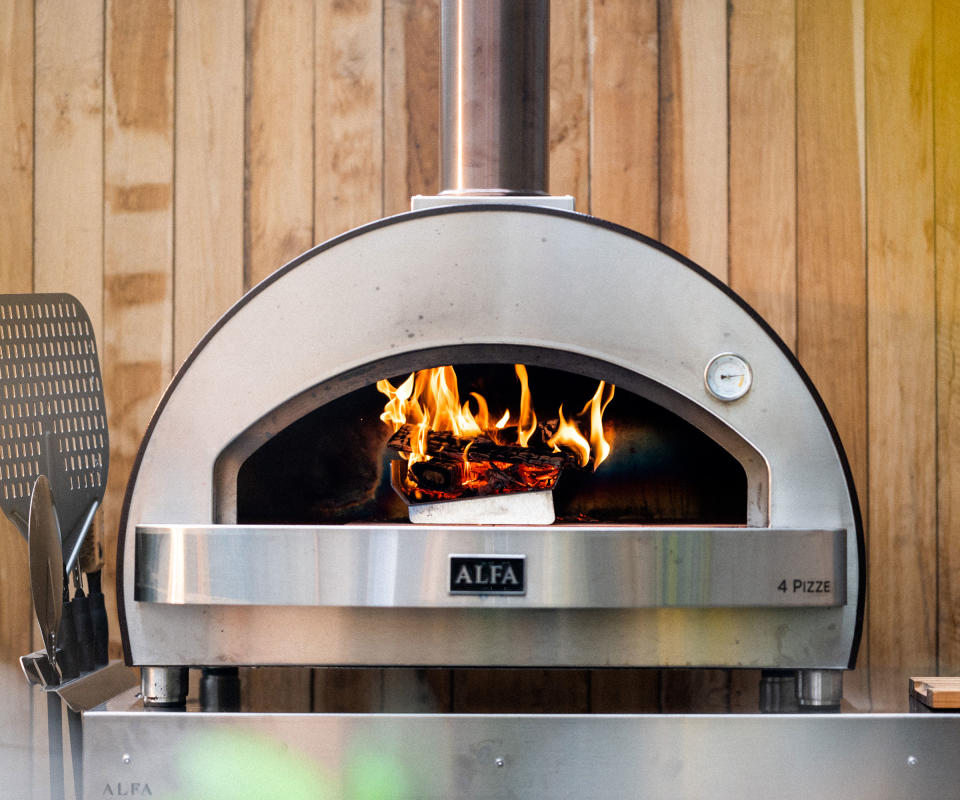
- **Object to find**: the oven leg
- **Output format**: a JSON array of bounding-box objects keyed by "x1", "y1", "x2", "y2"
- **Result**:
[
  {"x1": 200, "y1": 667, "x2": 241, "y2": 711},
  {"x1": 758, "y1": 669, "x2": 799, "y2": 713},
  {"x1": 140, "y1": 665, "x2": 188, "y2": 708},
  {"x1": 796, "y1": 668, "x2": 843, "y2": 712}
]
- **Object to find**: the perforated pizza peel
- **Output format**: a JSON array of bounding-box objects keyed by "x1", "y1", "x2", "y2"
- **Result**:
[{"x1": 0, "y1": 294, "x2": 109, "y2": 572}]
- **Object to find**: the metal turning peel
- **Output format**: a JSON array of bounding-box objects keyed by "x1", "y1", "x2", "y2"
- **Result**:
[
  {"x1": 28, "y1": 475, "x2": 63, "y2": 679},
  {"x1": 0, "y1": 293, "x2": 110, "y2": 573}
]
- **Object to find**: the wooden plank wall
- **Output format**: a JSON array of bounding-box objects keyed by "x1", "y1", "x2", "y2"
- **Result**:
[{"x1": 0, "y1": 0, "x2": 958, "y2": 776}]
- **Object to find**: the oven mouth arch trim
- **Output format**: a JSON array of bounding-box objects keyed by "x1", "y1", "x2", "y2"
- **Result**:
[{"x1": 212, "y1": 343, "x2": 768, "y2": 528}]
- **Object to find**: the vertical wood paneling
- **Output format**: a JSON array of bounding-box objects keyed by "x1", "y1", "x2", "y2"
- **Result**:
[
  {"x1": 797, "y1": 0, "x2": 869, "y2": 708},
  {"x1": 549, "y1": 0, "x2": 590, "y2": 206},
  {"x1": 935, "y1": 0, "x2": 960, "y2": 675},
  {"x1": 659, "y1": 0, "x2": 728, "y2": 281},
  {"x1": 453, "y1": 670, "x2": 589, "y2": 714},
  {"x1": 243, "y1": 0, "x2": 316, "y2": 709},
  {"x1": 658, "y1": 0, "x2": 731, "y2": 711},
  {"x1": 246, "y1": 0, "x2": 314, "y2": 289},
  {"x1": 34, "y1": 4, "x2": 104, "y2": 789},
  {"x1": 315, "y1": 0, "x2": 383, "y2": 241},
  {"x1": 174, "y1": 0, "x2": 245, "y2": 366},
  {"x1": 34, "y1": 0, "x2": 104, "y2": 331},
  {"x1": 0, "y1": 0, "x2": 33, "y2": 295},
  {"x1": 729, "y1": 0, "x2": 797, "y2": 349},
  {"x1": 0, "y1": 1, "x2": 34, "y2": 794},
  {"x1": 866, "y1": 0, "x2": 936, "y2": 711},
  {"x1": 103, "y1": 0, "x2": 175, "y2": 671},
  {"x1": 590, "y1": 0, "x2": 658, "y2": 234},
  {"x1": 383, "y1": 0, "x2": 439, "y2": 215}
]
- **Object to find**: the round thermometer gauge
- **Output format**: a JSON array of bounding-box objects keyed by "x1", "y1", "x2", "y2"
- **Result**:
[{"x1": 704, "y1": 353, "x2": 752, "y2": 402}]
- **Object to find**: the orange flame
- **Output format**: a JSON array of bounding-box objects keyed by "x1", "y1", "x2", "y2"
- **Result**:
[
  {"x1": 377, "y1": 365, "x2": 614, "y2": 474},
  {"x1": 515, "y1": 364, "x2": 537, "y2": 447},
  {"x1": 546, "y1": 405, "x2": 591, "y2": 467}
]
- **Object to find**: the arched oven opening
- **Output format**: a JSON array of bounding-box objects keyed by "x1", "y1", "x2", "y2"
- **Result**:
[{"x1": 230, "y1": 356, "x2": 751, "y2": 529}]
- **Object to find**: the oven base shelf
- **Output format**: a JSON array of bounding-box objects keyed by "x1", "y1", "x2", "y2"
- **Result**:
[{"x1": 84, "y1": 690, "x2": 960, "y2": 799}]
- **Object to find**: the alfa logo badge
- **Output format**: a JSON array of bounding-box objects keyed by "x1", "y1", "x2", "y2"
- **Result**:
[{"x1": 449, "y1": 555, "x2": 526, "y2": 595}]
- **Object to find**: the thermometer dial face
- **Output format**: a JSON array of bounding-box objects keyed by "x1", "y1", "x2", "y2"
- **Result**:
[{"x1": 704, "y1": 353, "x2": 752, "y2": 402}]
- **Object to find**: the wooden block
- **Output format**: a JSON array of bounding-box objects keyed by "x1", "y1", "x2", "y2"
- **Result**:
[{"x1": 910, "y1": 677, "x2": 960, "y2": 710}]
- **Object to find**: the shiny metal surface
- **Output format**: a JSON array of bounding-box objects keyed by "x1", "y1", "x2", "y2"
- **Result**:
[
  {"x1": 439, "y1": 0, "x2": 549, "y2": 194},
  {"x1": 759, "y1": 670, "x2": 799, "y2": 713},
  {"x1": 412, "y1": 194, "x2": 574, "y2": 210},
  {"x1": 134, "y1": 524, "x2": 846, "y2": 609},
  {"x1": 798, "y1": 668, "x2": 845, "y2": 707},
  {"x1": 406, "y1": 489, "x2": 556, "y2": 524},
  {"x1": 84, "y1": 697, "x2": 960, "y2": 799},
  {"x1": 140, "y1": 666, "x2": 188, "y2": 708},
  {"x1": 29, "y1": 475, "x2": 63, "y2": 676},
  {"x1": 119, "y1": 206, "x2": 861, "y2": 669}
]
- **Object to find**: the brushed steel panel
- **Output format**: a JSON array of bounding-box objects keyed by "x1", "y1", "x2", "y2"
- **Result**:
[
  {"x1": 135, "y1": 524, "x2": 846, "y2": 608},
  {"x1": 84, "y1": 699, "x2": 960, "y2": 800}
]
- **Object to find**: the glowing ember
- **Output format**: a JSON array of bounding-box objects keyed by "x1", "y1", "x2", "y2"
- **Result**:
[{"x1": 377, "y1": 365, "x2": 615, "y2": 502}]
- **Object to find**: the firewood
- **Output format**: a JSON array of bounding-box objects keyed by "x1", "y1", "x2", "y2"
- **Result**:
[{"x1": 386, "y1": 422, "x2": 580, "y2": 469}]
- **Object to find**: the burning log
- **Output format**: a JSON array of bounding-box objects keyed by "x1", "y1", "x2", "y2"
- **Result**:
[{"x1": 386, "y1": 422, "x2": 581, "y2": 470}]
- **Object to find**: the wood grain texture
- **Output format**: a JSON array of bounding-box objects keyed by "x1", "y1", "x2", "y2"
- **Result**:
[
  {"x1": 657, "y1": 0, "x2": 730, "y2": 709},
  {"x1": 658, "y1": 0, "x2": 728, "y2": 281},
  {"x1": 0, "y1": 3, "x2": 34, "y2": 792},
  {"x1": 314, "y1": 668, "x2": 383, "y2": 712},
  {"x1": 591, "y1": 669, "x2": 661, "y2": 713},
  {"x1": 384, "y1": 0, "x2": 439, "y2": 214},
  {"x1": 661, "y1": 669, "x2": 730, "y2": 713},
  {"x1": 590, "y1": 0, "x2": 658, "y2": 235},
  {"x1": 728, "y1": 0, "x2": 796, "y2": 349},
  {"x1": 34, "y1": 0, "x2": 104, "y2": 335},
  {"x1": 0, "y1": 0, "x2": 33, "y2": 296},
  {"x1": 935, "y1": 0, "x2": 960, "y2": 675},
  {"x1": 548, "y1": 0, "x2": 590, "y2": 207},
  {"x1": 797, "y1": 0, "x2": 869, "y2": 709},
  {"x1": 246, "y1": 0, "x2": 314, "y2": 288},
  {"x1": 315, "y1": 0, "x2": 383, "y2": 241},
  {"x1": 866, "y1": 0, "x2": 936, "y2": 711},
  {"x1": 174, "y1": 0, "x2": 245, "y2": 366},
  {"x1": 103, "y1": 0, "x2": 175, "y2": 668},
  {"x1": 452, "y1": 669, "x2": 588, "y2": 714}
]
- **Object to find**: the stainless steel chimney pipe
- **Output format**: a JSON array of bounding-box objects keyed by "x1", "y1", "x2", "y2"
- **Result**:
[{"x1": 439, "y1": 0, "x2": 549, "y2": 196}]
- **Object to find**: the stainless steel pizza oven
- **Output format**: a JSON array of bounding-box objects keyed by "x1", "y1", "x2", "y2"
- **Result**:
[{"x1": 117, "y1": 0, "x2": 863, "y2": 710}]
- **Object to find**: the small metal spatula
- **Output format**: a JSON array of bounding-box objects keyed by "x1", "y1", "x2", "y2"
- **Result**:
[
  {"x1": 28, "y1": 475, "x2": 63, "y2": 677},
  {"x1": 0, "y1": 294, "x2": 109, "y2": 571}
]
